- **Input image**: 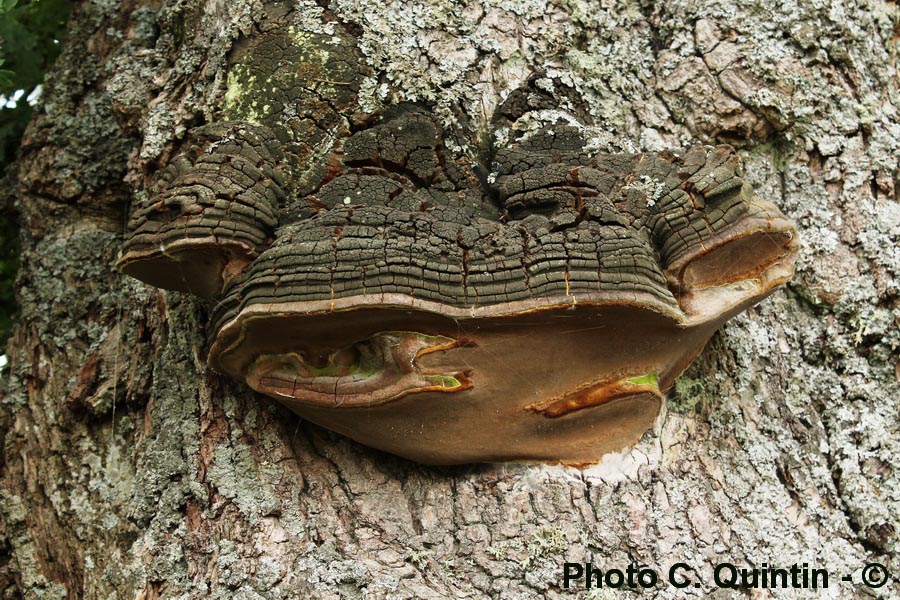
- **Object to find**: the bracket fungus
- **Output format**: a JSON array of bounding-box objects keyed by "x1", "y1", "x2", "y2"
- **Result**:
[{"x1": 119, "y1": 27, "x2": 797, "y2": 465}]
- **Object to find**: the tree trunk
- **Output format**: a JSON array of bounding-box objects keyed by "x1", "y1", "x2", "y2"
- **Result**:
[{"x1": 1, "y1": 0, "x2": 898, "y2": 598}]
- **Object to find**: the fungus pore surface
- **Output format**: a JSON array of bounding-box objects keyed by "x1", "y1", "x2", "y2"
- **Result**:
[{"x1": 119, "y1": 24, "x2": 798, "y2": 465}]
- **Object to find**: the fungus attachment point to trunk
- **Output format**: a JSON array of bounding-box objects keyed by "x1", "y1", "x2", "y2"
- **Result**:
[
  {"x1": 116, "y1": 28, "x2": 798, "y2": 464},
  {"x1": 196, "y1": 118, "x2": 797, "y2": 464}
]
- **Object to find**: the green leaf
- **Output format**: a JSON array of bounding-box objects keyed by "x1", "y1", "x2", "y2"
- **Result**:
[
  {"x1": 0, "y1": 0, "x2": 71, "y2": 94},
  {"x1": 0, "y1": 0, "x2": 19, "y2": 15}
]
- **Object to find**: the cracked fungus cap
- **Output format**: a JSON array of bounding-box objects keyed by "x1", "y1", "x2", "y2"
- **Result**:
[{"x1": 119, "y1": 85, "x2": 797, "y2": 465}]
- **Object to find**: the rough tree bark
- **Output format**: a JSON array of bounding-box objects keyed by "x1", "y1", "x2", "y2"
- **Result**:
[{"x1": 1, "y1": 0, "x2": 898, "y2": 598}]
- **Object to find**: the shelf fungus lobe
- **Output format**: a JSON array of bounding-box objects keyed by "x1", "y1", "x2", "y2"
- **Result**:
[{"x1": 118, "y1": 30, "x2": 797, "y2": 464}]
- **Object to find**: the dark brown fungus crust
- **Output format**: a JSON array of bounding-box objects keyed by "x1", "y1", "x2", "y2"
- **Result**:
[
  {"x1": 117, "y1": 123, "x2": 285, "y2": 296},
  {"x1": 118, "y1": 27, "x2": 365, "y2": 296},
  {"x1": 119, "y1": 25, "x2": 798, "y2": 465}
]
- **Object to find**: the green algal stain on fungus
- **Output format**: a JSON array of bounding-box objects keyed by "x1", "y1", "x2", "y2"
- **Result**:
[
  {"x1": 626, "y1": 372, "x2": 659, "y2": 387},
  {"x1": 424, "y1": 374, "x2": 462, "y2": 388}
]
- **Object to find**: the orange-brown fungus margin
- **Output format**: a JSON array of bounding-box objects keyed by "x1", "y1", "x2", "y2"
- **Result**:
[{"x1": 526, "y1": 378, "x2": 663, "y2": 418}]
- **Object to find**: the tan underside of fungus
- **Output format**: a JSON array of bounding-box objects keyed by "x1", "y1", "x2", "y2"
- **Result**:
[{"x1": 118, "y1": 25, "x2": 798, "y2": 465}]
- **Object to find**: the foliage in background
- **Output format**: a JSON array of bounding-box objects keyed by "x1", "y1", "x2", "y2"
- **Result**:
[
  {"x1": 0, "y1": 219, "x2": 15, "y2": 342},
  {"x1": 0, "y1": 0, "x2": 70, "y2": 346}
]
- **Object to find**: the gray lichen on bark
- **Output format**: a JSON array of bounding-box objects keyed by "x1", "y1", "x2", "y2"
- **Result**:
[{"x1": 0, "y1": 0, "x2": 898, "y2": 599}]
